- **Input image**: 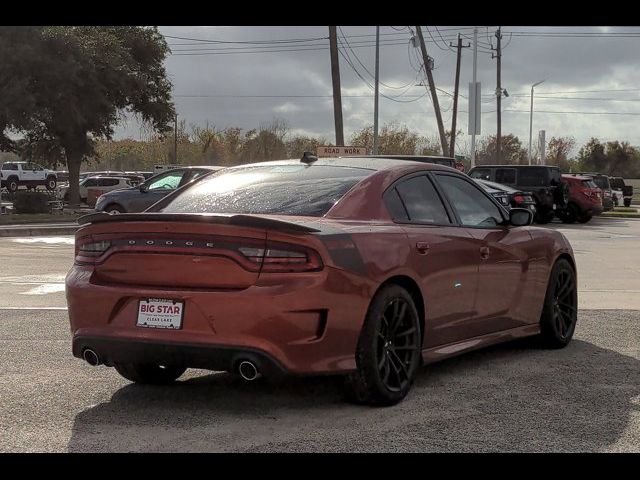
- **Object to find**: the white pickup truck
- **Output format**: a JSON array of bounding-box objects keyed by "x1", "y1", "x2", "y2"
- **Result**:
[{"x1": 0, "y1": 161, "x2": 57, "y2": 193}]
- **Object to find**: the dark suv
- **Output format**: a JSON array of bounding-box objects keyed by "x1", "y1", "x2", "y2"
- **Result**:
[{"x1": 468, "y1": 165, "x2": 569, "y2": 223}]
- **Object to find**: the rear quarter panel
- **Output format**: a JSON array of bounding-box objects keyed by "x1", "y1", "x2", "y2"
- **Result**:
[{"x1": 523, "y1": 226, "x2": 575, "y2": 319}]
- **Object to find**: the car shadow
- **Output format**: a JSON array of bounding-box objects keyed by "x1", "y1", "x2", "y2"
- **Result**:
[{"x1": 67, "y1": 336, "x2": 639, "y2": 452}]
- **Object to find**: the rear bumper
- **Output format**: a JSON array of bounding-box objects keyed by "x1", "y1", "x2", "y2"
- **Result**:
[
  {"x1": 66, "y1": 265, "x2": 372, "y2": 376},
  {"x1": 73, "y1": 336, "x2": 287, "y2": 379}
]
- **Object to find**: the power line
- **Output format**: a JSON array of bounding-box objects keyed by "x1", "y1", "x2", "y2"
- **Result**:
[{"x1": 337, "y1": 26, "x2": 418, "y2": 92}]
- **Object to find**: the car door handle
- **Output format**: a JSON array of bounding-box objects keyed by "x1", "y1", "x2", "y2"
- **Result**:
[
  {"x1": 416, "y1": 242, "x2": 430, "y2": 255},
  {"x1": 480, "y1": 246, "x2": 490, "y2": 260}
]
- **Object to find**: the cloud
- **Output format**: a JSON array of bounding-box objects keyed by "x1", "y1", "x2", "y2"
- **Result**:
[{"x1": 113, "y1": 26, "x2": 640, "y2": 154}]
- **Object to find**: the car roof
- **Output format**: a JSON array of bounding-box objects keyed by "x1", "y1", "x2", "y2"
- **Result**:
[
  {"x1": 470, "y1": 164, "x2": 558, "y2": 169},
  {"x1": 83, "y1": 176, "x2": 130, "y2": 180},
  {"x1": 225, "y1": 156, "x2": 458, "y2": 173}
]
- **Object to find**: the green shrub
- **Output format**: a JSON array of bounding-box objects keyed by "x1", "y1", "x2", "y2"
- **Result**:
[{"x1": 13, "y1": 191, "x2": 50, "y2": 214}]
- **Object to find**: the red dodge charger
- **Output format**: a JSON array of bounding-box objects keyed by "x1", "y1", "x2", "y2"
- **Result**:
[{"x1": 66, "y1": 156, "x2": 578, "y2": 405}]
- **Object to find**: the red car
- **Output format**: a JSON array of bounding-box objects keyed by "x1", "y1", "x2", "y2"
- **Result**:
[
  {"x1": 557, "y1": 174, "x2": 604, "y2": 224},
  {"x1": 66, "y1": 156, "x2": 578, "y2": 406}
]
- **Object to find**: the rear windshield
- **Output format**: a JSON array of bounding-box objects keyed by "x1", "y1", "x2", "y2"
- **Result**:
[
  {"x1": 469, "y1": 168, "x2": 491, "y2": 180},
  {"x1": 158, "y1": 164, "x2": 372, "y2": 217}
]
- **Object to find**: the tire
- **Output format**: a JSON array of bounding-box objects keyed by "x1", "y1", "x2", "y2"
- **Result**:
[
  {"x1": 45, "y1": 176, "x2": 57, "y2": 191},
  {"x1": 114, "y1": 363, "x2": 186, "y2": 385},
  {"x1": 7, "y1": 177, "x2": 18, "y2": 193},
  {"x1": 539, "y1": 259, "x2": 578, "y2": 349},
  {"x1": 535, "y1": 211, "x2": 555, "y2": 224},
  {"x1": 624, "y1": 199, "x2": 632, "y2": 208},
  {"x1": 558, "y1": 204, "x2": 579, "y2": 224},
  {"x1": 577, "y1": 214, "x2": 592, "y2": 224},
  {"x1": 105, "y1": 204, "x2": 125, "y2": 214},
  {"x1": 343, "y1": 285, "x2": 422, "y2": 406}
]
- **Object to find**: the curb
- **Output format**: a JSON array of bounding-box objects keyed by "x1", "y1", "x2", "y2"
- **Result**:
[{"x1": 0, "y1": 225, "x2": 79, "y2": 238}]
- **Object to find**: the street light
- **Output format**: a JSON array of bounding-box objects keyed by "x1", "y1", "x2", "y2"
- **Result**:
[{"x1": 528, "y1": 80, "x2": 545, "y2": 165}]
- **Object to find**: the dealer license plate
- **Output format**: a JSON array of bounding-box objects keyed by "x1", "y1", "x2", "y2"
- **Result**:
[{"x1": 136, "y1": 298, "x2": 184, "y2": 330}]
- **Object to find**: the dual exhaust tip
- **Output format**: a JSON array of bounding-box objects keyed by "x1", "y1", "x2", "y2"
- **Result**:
[
  {"x1": 83, "y1": 348, "x2": 100, "y2": 366},
  {"x1": 237, "y1": 360, "x2": 261, "y2": 381},
  {"x1": 83, "y1": 349, "x2": 262, "y2": 382}
]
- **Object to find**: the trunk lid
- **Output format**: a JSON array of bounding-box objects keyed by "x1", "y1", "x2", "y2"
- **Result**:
[{"x1": 76, "y1": 213, "x2": 321, "y2": 290}]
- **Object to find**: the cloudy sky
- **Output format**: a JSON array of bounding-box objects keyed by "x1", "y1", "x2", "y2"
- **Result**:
[{"x1": 116, "y1": 26, "x2": 640, "y2": 156}]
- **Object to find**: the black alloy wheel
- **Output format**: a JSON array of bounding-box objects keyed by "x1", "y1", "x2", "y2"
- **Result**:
[
  {"x1": 539, "y1": 259, "x2": 578, "y2": 348},
  {"x1": 344, "y1": 285, "x2": 422, "y2": 406}
]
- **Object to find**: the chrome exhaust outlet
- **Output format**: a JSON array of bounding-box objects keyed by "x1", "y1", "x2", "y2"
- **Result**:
[
  {"x1": 83, "y1": 348, "x2": 101, "y2": 366},
  {"x1": 238, "y1": 360, "x2": 261, "y2": 381}
]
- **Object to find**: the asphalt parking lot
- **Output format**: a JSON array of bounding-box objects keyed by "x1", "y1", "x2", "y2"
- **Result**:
[{"x1": 0, "y1": 217, "x2": 639, "y2": 452}]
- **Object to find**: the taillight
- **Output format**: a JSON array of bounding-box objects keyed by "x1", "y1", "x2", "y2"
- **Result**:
[
  {"x1": 513, "y1": 195, "x2": 525, "y2": 204},
  {"x1": 75, "y1": 237, "x2": 111, "y2": 264},
  {"x1": 239, "y1": 242, "x2": 323, "y2": 273}
]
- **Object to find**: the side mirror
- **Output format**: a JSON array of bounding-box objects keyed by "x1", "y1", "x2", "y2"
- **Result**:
[
  {"x1": 139, "y1": 183, "x2": 148, "y2": 193},
  {"x1": 509, "y1": 208, "x2": 533, "y2": 227}
]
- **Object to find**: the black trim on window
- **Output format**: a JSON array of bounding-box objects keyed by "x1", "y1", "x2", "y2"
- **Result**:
[
  {"x1": 382, "y1": 171, "x2": 456, "y2": 227},
  {"x1": 432, "y1": 172, "x2": 509, "y2": 228}
]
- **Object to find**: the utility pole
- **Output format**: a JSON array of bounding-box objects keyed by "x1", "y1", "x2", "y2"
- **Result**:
[
  {"x1": 373, "y1": 26, "x2": 380, "y2": 154},
  {"x1": 415, "y1": 26, "x2": 448, "y2": 157},
  {"x1": 494, "y1": 27, "x2": 502, "y2": 164},
  {"x1": 470, "y1": 27, "x2": 478, "y2": 168},
  {"x1": 449, "y1": 34, "x2": 470, "y2": 158},
  {"x1": 328, "y1": 26, "x2": 344, "y2": 146},
  {"x1": 174, "y1": 113, "x2": 178, "y2": 164}
]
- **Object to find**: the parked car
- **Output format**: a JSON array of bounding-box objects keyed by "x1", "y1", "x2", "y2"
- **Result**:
[
  {"x1": 474, "y1": 178, "x2": 537, "y2": 216},
  {"x1": 609, "y1": 176, "x2": 633, "y2": 208},
  {"x1": 0, "y1": 161, "x2": 57, "y2": 193},
  {"x1": 567, "y1": 173, "x2": 613, "y2": 211},
  {"x1": 468, "y1": 165, "x2": 569, "y2": 224},
  {"x1": 94, "y1": 166, "x2": 222, "y2": 214},
  {"x1": 55, "y1": 171, "x2": 69, "y2": 183},
  {"x1": 556, "y1": 175, "x2": 603, "y2": 224},
  {"x1": 68, "y1": 157, "x2": 577, "y2": 406},
  {"x1": 356, "y1": 155, "x2": 457, "y2": 169},
  {"x1": 57, "y1": 176, "x2": 132, "y2": 203},
  {"x1": 126, "y1": 171, "x2": 154, "y2": 181}
]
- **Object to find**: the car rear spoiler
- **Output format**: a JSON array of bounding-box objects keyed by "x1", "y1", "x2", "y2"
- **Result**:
[{"x1": 77, "y1": 212, "x2": 321, "y2": 233}]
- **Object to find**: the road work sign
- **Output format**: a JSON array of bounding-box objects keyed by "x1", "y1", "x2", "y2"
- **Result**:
[{"x1": 317, "y1": 146, "x2": 367, "y2": 157}]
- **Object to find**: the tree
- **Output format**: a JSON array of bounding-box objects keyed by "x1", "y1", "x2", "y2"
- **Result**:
[
  {"x1": 350, "y1": 122, "x2": 433, "y2": 155},
  {"x1": 576, "y1": 138, "x2": 607, "y2": 173},
  {"x1": 286, "y1": 135, "x2": 327, "y2": 159},
  {"x1": 0, "y1": 26, "x2": 174, "y2": 205},
  {"x1": 240, "y1": 119, "x2": 288, "y2": 164},
  {"x1": 546, "y1": 136, "x2": 576, "y2": 171},
  {"x1": 476, "y1": 134, "x2": 527, "y2": 165}
]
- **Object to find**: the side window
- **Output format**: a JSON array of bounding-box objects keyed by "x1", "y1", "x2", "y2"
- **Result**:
[
  {"x1": 148, "y1": 171, "x2": 184, "y2": 191},
  {"x1": 436, "y1": 174, "x2": 504, "y2": 228},
  {"x1": 518, "y1": 167, "x2": 547, "y2": 187},
  {"x1": 469, "y1": 168, "x2": 491, "y2": 180},
  {"x1": 393, "y1": 175, "x2": 451, "y2": 224},
  {"x1": 84, "y1": 179, "x2": 97, "y2": 187},
  {"x1": 495, "y1": 168, "x2": 516, "y2": 184},
  {"x1": 383, "y1": 188, "x2": 409, "y2": 221},
  {"x1": 98, "y1": 178, "x2": 119, "y2": 187}
]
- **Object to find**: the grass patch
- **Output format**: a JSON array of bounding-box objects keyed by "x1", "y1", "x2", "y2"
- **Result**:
[{"x1": 601, "y1": 210, "x2": 640, "y2": 218}]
